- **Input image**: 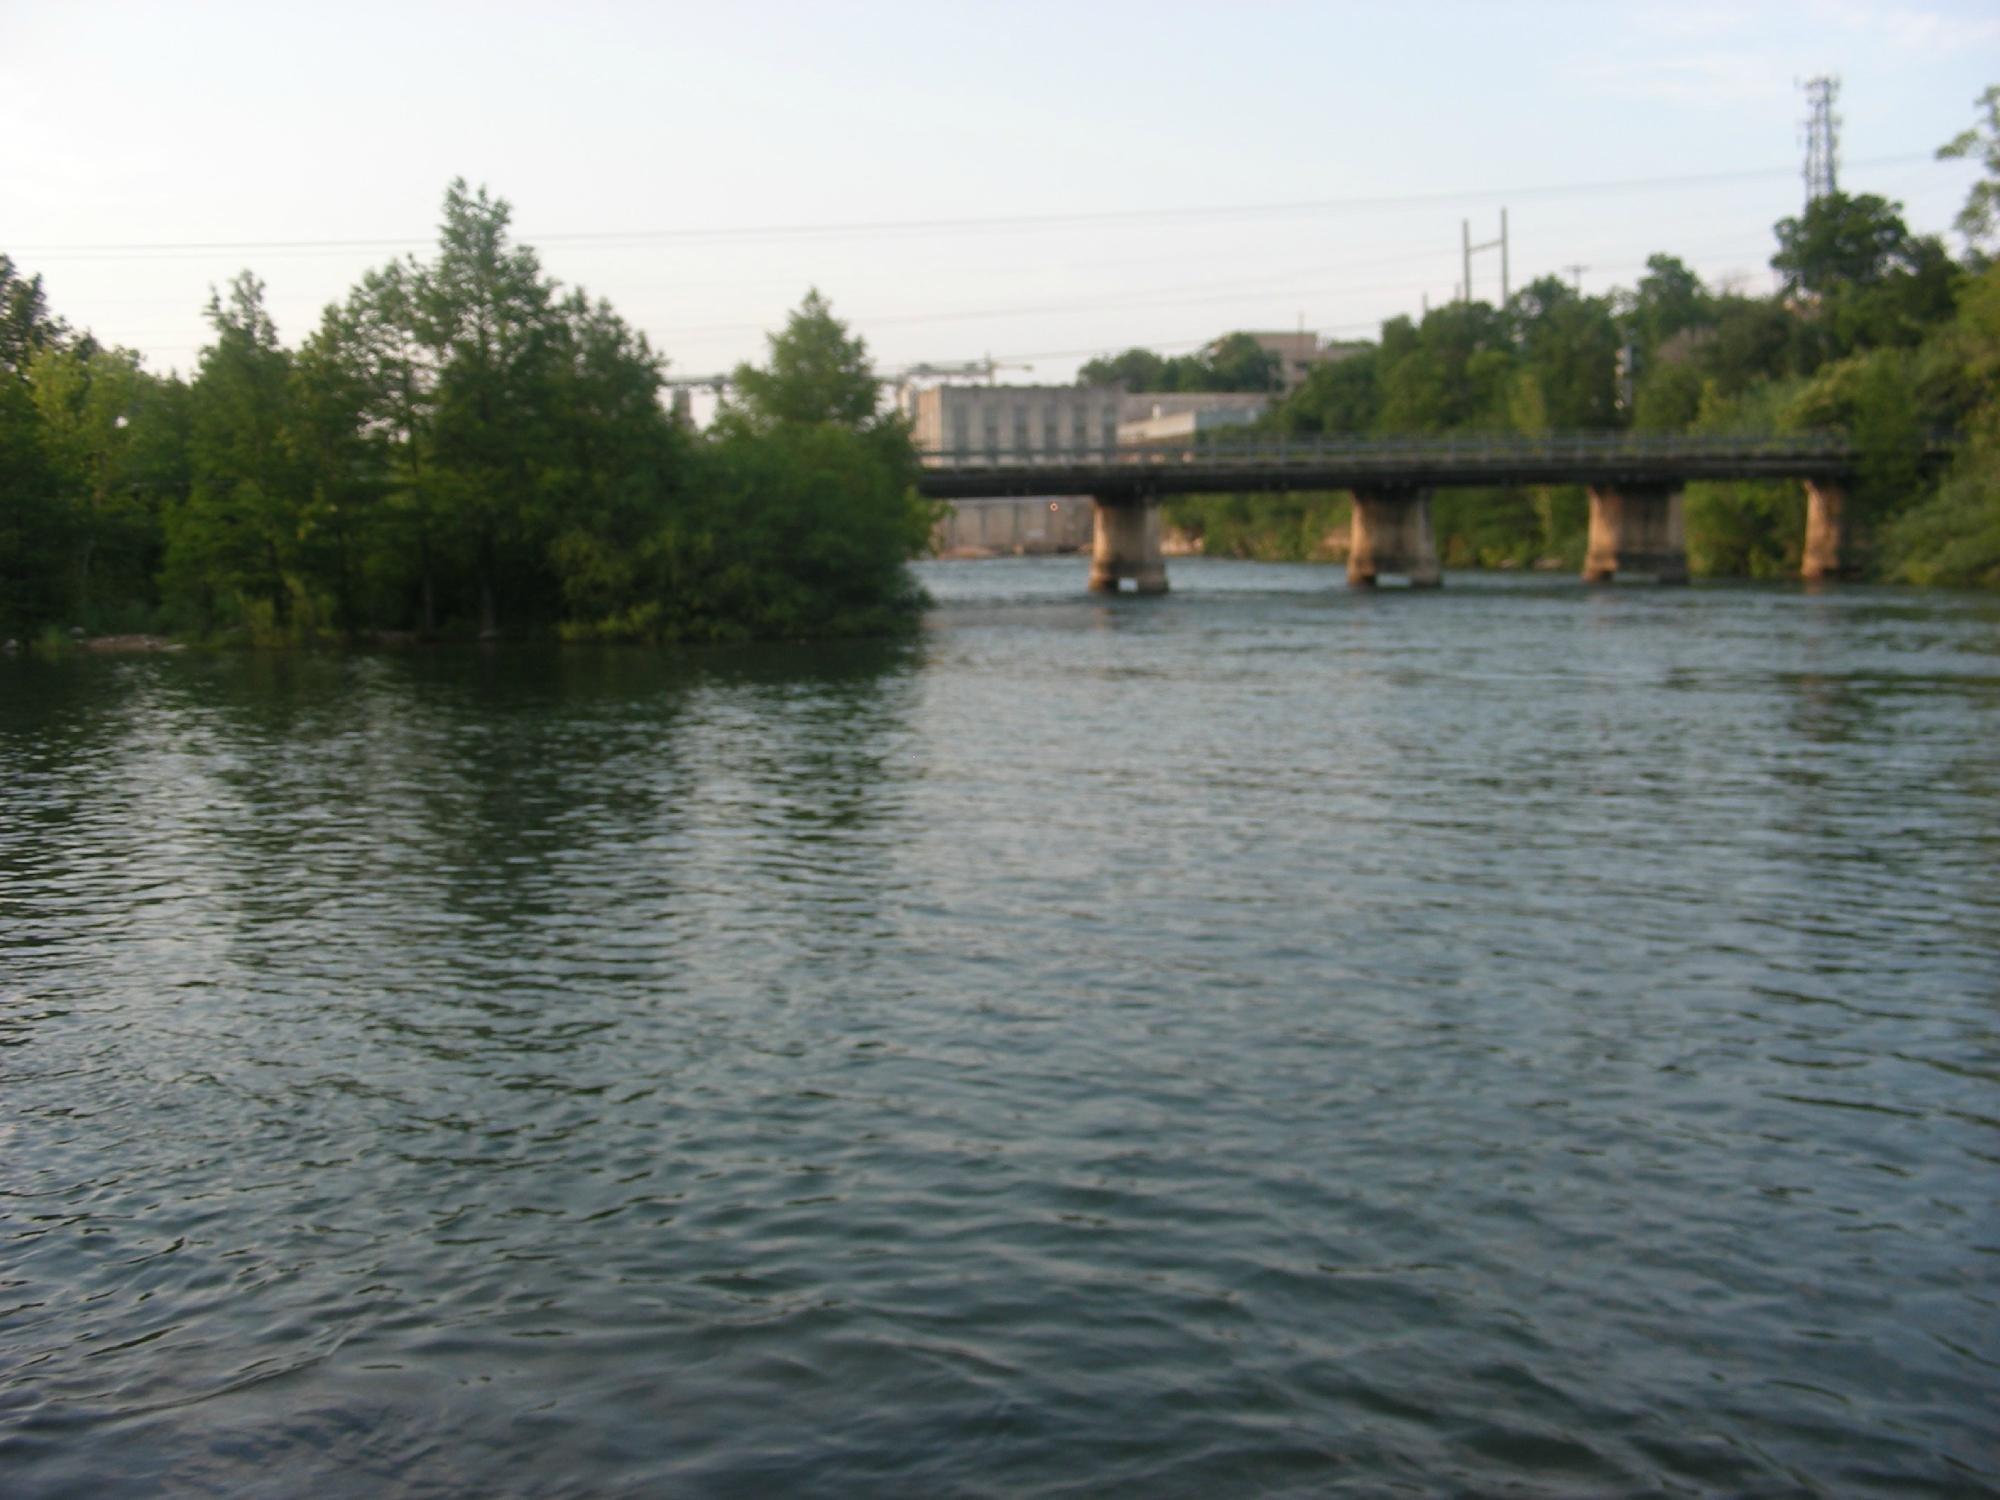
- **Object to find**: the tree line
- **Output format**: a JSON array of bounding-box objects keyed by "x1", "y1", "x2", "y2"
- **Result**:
[
  {"x1": 1099, "y1": 90, "x2": 2000, "y2": 584},
  {"x1": 1, "y1": 181, "x2": 933, "y2": 645},
  {"x1": 1078, "y1": 332, "x2": 1292, "y2": 395}
]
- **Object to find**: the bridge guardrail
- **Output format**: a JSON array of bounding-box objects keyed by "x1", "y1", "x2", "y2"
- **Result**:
[{"x1": 914, "y1": 431, "x2": 1901, "y2": 469}]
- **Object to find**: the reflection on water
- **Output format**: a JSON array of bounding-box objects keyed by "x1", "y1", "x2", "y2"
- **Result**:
[{"x1": 3, "y1": 562, "x2": 1998, "y2": 1497}]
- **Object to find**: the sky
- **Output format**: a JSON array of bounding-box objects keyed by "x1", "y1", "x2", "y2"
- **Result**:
[{"x1": 5, "y1": 0, "x2": 1994, "y2": 395}]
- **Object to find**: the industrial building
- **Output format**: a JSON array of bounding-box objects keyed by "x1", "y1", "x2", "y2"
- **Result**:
[
  {"x1": 902, "y1": 384, "x2": 1125, "y2": 458},
  {"x1": 1117, "y1": 392, "x2": 1269, "y2": 445},
  {"x1": 1240, "y1": 331, "x2": 1371, "y2": 393},
  {"x1": 931, "y1": 496, "x2": 1095, "y2": 557}
]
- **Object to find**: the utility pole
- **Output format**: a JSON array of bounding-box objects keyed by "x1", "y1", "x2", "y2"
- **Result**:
[
  {"x1": 1461, "y1": 211, "x2": 1510, "y2": 305},
  {"x1": 1560, "y1": 263, "x2": 1587, "y2": 294},
  {"x1": 1801, "y1": 75, "x2": 1840, "y2": 207}
]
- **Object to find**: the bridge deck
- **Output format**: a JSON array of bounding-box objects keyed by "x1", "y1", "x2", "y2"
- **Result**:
[{"x1": 914, "y1": 434, "x2": 1951, "y2": 501}]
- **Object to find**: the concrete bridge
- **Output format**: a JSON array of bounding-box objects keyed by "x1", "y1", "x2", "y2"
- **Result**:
[{"x1": 915, "y1": 434, "x2": 1956, "y2": 591}]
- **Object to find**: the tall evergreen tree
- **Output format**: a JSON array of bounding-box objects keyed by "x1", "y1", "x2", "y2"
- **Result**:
[
  {"x1": 167, "y1": 273, "x2": 304, "y2": 634},
  {"x1": 727, "y1": 289, "x2": 880, "y2": 429},
  {"x1": 413, "y1": 180, "x2": 565, "y2": 635}
]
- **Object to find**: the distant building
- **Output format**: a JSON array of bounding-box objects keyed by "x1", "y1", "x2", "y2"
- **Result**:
[
  {"x1": 932, "y1": 496, "x2": 1094, "y2": 557},
  {"x1": 903, "y1": 385, "x2": 1120, "y2": 555},
  {"x1": 903, "y1": 383, "x2": 1125, "y2": 458},
  {"x1": 1118, "y1": 391, "x2": 1268, "y2": 445},
  {"x1": 1241, "y1": 332, "x2": 1370, "y2": 393}
]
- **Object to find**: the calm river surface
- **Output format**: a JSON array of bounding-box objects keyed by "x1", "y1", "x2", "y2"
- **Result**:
[{"x1": 3, "y1": 559, "x2": 1998, "y2": 1497}]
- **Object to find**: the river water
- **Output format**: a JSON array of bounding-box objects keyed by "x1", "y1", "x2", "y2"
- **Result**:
[{"x1": 3, "y1": 559, "x2": 1997, "y2": 1497}]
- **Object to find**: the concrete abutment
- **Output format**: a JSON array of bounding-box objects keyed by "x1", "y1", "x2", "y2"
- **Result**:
[
  {"x1": 1347, "y1": 487, "x2": 1441, "y2": 588},
  {"x1": 1583, "y1": 484, "x2": 1688, "y2": 584}
]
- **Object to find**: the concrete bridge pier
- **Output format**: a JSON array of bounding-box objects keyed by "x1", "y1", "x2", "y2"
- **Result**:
[
  {"x1": 1583, "y1": 484, "x2": 1688, "y2": 584},
  {"x1": 1802, "y1": 479, "x2": 1849, "y2": 581},
  {"x1": 1088, "y1": 495, "x2": 1168, "y2": 594},
  {"x1": 1347, "y1": 487, "x2": 1441, "y2": 587}
]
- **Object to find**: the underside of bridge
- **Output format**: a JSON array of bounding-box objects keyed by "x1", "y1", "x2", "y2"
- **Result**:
[
  {"x1": 1347, "y1": 487, "x2": 1442, "y2": 588},
  {"x1": 1087, "y1": 496, "x2": 1168, "y2": 594},
  {"x1": 920, "y1": 435, "x2": 1925, "y2": 591},
  {"x1": 1583, "y1": 484, "x2": 1689, "y2": 584},
  {"x1": 1070, "y1": 473, "x2": 1849, "y2": 595}
]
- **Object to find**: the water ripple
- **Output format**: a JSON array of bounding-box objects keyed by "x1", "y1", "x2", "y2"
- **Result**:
[{"x1": 2, "y1": 566, "x2": 1997, "y2": 1495}]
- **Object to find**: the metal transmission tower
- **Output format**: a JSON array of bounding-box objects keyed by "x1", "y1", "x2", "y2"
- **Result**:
[{"x1": 1802, "y1": 75, "x2": 1840, "y2": 206}]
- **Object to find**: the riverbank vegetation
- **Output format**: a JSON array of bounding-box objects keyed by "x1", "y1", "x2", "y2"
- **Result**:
[
  {"x1": 1129, "y1": 91, "x2": 2000, "y2": 585},
  {"x1": 1, "y1": 183, "x2": 932, "y2": 646}
]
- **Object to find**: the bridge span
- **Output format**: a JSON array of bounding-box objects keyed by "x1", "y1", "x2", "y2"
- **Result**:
[{"x1": 915, "y1": 434, "x2": 1955, "y2": 591}]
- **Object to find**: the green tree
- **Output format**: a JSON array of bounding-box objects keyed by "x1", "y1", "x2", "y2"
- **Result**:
[
  {"x1": 1508, "y1": 277, "x2": 1620, "y2": 429},
  {"x1": 1622, "y1": 254, "x2": 1712, "y2": 353},
  {"x1": 544, "y1": 290, "x2": 685, "y2": 634},
  {"x1": 327, "y1": 262, "x2": 447, "y2": 630},
  {"x1": 1700, "y1": 294, "x2": 1800, "y2": 394},
  {"x1": 1631, "y1": 360, "x2": 1706, "y2": 432},
  {"x1": 1790, "y1": 349, "x2": 1926, "y2": 557},
  {"x1": 1683, "y1": 381, "x2": 1804, "y2": 576},
  {"x1": 289, "y1": 300, "x2": 396, "y2": 632},
  {"x1": 1273, "y1": 349, "x2": 1378, "y2": 435},
  {"x1": 0, "y1": 374, "x2": 67, "y2": 637},
  {"x1": 1077, "y1": 334, "x2": 1280, "y2": 395},
  {"x1": 1373, "y1": 303, "x2": 1514, "y2": 433},
  {"x1": 728, "y1": 288, "x2": 880, "y2": 428},
  {"x1": 1884, "y1": 262, "x2": 2000, "y2": 584},
  {"x1": 1772, "y1": 192, "x2": 1916, "y2": 296},
  {"x1": 166, "y1": 273, "x2": 305, "y2": 636},
  {"x1": 1, "y1": 255, "x2": 71, "y2": 376},
  {"x1": 1198, "y1": 332, "x2": 1282, "y2": 393},
  {"x1": 1938, "y1": 84, "x2": 2000, "y2": 251},
  {"x1": 646, "y1": 288, "x2": 933, "y2": 642},
  {"x1": 1077, "y1": 347, "x2": 1167, "y2": 390},
  {"x1": 1164, "y1": 491, "x2": 1350, "y2": 560},
  {"x1": 413, "y1": 179, "x2": 567, "y2": 635},
  {"x1": 26, "y1": 343, "x2": 175, "y2": 624},
  {"x1": 244, "y1": 183, "x2": 693, "y2": 642},
  {"x1": 1822, "y1": 234, "x2": 1961, "y2": 354}
]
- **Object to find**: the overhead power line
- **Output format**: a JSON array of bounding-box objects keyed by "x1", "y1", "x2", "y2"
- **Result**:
[
  {"x1": 11, "y1": 153, "x2": 1936, "y2": 259},
  {"x1": 79, "y1": 234, "x2": 1791, "y2": 359}
]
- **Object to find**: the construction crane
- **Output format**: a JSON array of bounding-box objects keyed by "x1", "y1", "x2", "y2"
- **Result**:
[
  {"x1": 664, "y1": 355, "x2": 1033, "y2": 427},
  {"x1": 891, "y1": 355, "x2": 1034, "y2": 387}
]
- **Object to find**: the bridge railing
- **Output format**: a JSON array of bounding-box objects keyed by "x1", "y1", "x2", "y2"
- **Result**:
[
  {"x1": 916, "y1": 428, "x2": 1968, "y2": 470},
  {"x1": 913, "y1": 432, "x2": 1879, "y2": 469}
]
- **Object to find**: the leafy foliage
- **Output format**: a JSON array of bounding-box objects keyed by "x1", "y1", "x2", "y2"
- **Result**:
[
  {"x1": 1078, "y1": 332, "x2": 1280, "y2": 393},
  {"x1": 1883, "y1": 262, "x2": 2000, "y2": 585},
  {"x1": 1166, "y1": 492, "x2": 1350, "y2": 561},
  {"x1": 0, "y1": 183, "x2": 930, "y2": 645},
  {"x1": 7, "y1": 126, "x2": 2000, "y2": 632},
  {"x1": 1141, "y1": 116, "x2": 2000, "y2": 582},
  {"x1": 1938, "y1": 85, "x2": 2000, "y2": 251},
  {"x1": 727, "y1": 289, "x2": 880, "y2": 428},
  {"x1": 564, "y1": 290, "x2": 932, "y2": 642},
  {"x1": 1773, "y1": 193, "x2": 1917, "y2": 295}
]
